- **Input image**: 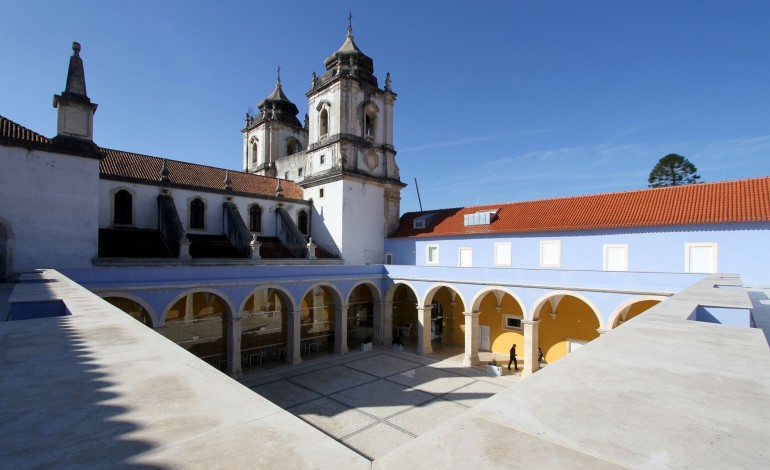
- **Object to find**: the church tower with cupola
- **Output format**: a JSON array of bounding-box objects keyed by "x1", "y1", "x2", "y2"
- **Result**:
[
  {"x1": 242, "y1": 68, "x2": 307, "y2": 178},
  {"x1": 300, "y1": 17, "x2": 404, "y2": 264}
]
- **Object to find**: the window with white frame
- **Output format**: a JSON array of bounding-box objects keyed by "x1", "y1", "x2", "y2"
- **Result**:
[
  {"x1": 494, "y1": 242, "x2": 512, "y2": 266},
  {"x1": 384, "y1": 253, "x2": 393, "y2": 265},
  {"x1": 685, "y1": 242, "x2": 718, "y2": 273},
  {"x1": 503, "y1": 314, "x2": 522, "y2": 331},
  {"x1": 459, "y1": 247, "x2": 472, "y2": 267},
  {"x1": 603, "y1": 244, "x2": 628, "y2": 271},
  {"x1": 426, "y1": 244, "x2": 439, "y2": 265},
  {"x1": 540, "y1": 240, "x2": 561, "y2": 267}
]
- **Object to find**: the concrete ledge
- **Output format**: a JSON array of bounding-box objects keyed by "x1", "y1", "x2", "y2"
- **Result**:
[
  {"x1": 0, "y1": 270, "x2": 368, "y2": 468},
  {"x1": 377, "y1": 274, "x2": 770, "y2": 468}
]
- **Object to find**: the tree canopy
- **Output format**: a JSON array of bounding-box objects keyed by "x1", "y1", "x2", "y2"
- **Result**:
[{"x1": 648, "y1": 154, "x2": 701, "y2": 188}]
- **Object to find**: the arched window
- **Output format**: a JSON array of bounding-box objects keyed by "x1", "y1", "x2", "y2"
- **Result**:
[
  {"x1": 286, "y1": 139, "x2": 298, "y2": 156},
  {"x1": 114, "y1": 189, "x2": 133, "y2": 225},
  {"x1": 365, "y1": 113, "x2": 375, "y2": 139},
  {"x1": 249, "y1": 205, "x2": 262, "y2": 232},
  {"x1": 319, "y1": 109, "x2": 329, "y2": 138},
  {"x1": 190, "y1": 198, "x2": 205, "y2": 229},
  {"x1": 298, "y1": 210, "x2": 308, "y2": 235},
  {"x1": 251, "y1": 140, "x2": 258, "y2": 165}
]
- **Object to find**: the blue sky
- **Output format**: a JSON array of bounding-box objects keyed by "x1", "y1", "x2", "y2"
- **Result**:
[{"x1": 2, "y1": 1, "x2": 769, "y2": 214}]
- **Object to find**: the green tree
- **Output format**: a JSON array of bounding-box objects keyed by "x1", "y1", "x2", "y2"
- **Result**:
[{"x1": 648, "y1": 154, "x2": 701, "y2": 188}]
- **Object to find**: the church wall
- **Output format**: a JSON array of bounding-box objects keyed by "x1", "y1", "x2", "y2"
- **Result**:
[
  {"x1": 0, "y1": 146, "x2": 100, "y2": 272},
  {"x1": 99, "y1": 180, "x2": 159, "y2": 229},
  {"x1": 341, "y1": 179, "x2": 385, "y2": 265}
]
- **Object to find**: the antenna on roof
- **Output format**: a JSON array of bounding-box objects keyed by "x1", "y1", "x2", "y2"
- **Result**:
[{"x1": 414, "y1": 178, "x2": 424, "y2": 211}]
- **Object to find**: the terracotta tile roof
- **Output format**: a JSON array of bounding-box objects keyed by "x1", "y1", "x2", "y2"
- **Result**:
[
  {"x1": 100, "y1": 148, "x2": 304, "y2": 200},
  {"x1": 0, "y1": 115, "x2": 51, "y2": 144},
  {"x1": 389, "y1": 176, "x2": 770, "y2": 238}
]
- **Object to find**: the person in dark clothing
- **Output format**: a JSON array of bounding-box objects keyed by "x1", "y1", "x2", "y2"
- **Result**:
[{"x1": 508, "y1": 344, "x2": 518, "y2": 371}]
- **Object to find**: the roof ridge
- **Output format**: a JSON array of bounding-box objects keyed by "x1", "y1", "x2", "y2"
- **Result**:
[
  {"x1": 410, "y1": 175, "x2": 770, "y2": 214},
  {"x1": 100, "y1": 147, "x2": 292, "y2": 184}
]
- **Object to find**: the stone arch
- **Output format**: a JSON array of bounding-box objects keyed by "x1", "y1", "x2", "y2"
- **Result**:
[
  {"x1": 384, "y1": 280, "x2": 419, "y2": 303},
  {"x1": 386, "y1": 281, "x2": 420, "y2": 345},
  {"x1": 347, "y1": 281, "x2": 382, "y2": 348},
  {"x1": 422, "y1": 283, "x2": 467, "y2": 310},
  {"x1": 530, "y1": 290, "x2": 605, "y2": 330},
  {"x1": 162, "y1": 287, "x2": 236, "y2": 324},
  {"x1": 608, "y1": 295, "x2": 667, "y2": 329},
  {"x1": 0, "y1": 216, "x2": 14, "y2": 281},
  {"x1": 298, "y1": 282, "x2": 344, "y2": 355},
  {"x1": 470, "y1": 286, "x2": 527, "y2": 319},
  {"x1": 472, "y1": 286, "x2": 528, "y2": 357},
  {"x1": 237, "y1": 284, "x2": 296, "y2": 316},
  {"x1": 99, "y1": 292, "x2": 157, "y2": 326}
]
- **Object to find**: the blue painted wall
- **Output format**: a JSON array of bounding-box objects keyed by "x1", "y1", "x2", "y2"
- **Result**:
[{"x1": 385, "y1": 222, "x2": 770, "y2": 287}]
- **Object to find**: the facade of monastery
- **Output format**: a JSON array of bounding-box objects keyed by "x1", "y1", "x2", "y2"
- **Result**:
[{"x1": 1, "y1": 28, "x2": 769, "y2": 379}]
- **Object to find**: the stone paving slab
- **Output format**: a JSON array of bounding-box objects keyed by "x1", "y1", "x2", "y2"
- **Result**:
[
  {"x1": 289, "y1": 364, "x2": 377, "y2": 395},
  {"x1": 331, "y1": 378, "x2": 434, "y2": 419},
  {"x1": 387, "y1": 363, "x2": 477, "y2": 395},
  {"x1": 291, "y1": 397, "x2": 378, "y2": 440},
  {"x1": 251, "y1": 379, "x2": 321, "y2": 409},
  {"x1": 343, "y1": 353, "x2": 423, "y2": 377},
  {"x1": 387, "y1": 398, "x2": 468, "y2": 436},
  {"x1": 442, "y1": 378, "x2": 509, "y2": 408},
  {"x1": 342, "y1": 422, "x2": 415, "y2": 461}
]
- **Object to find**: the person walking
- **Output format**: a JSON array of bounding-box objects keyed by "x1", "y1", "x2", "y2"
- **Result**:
[{"x1": 508, "y1": 343, "x2": 518, "y2": 371}]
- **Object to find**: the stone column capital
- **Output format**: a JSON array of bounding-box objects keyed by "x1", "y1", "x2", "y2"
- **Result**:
[
  {"x1": 462, "y1": 310, "x2": 480, "y2": 318},
  {"x1": 522, "y1": 319, "x2": 541, "y2": 326}
]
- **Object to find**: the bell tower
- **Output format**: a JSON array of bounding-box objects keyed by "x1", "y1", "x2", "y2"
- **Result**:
[{"x1": 301, "y1": 16, "x2": 405, "y2": 264}]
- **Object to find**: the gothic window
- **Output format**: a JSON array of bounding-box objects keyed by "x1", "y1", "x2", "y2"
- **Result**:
[
  {"x1": 114, "y1": 189, "x2": 133, "y2": 225},
  {"x1": 298, "y1": 210, "x2": 308, "y2": 235},
  {"x1": 320, "y1": 109, "x2": 329, "y2": 138},
  {"x1": 190, "y1": 198, "x2": 205, "y2": 230},
  {"x1": 249, "y1": 205, "x2": 262, "y2": 232}
]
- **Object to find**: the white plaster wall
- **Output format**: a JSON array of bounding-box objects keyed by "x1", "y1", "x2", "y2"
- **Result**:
[
  {"x1": 341, "y1": 180, "x2": 385, "y2": 265},
  {"x1": 308, "y1": 85, "x2": 340, "y2": 142},
  {"x1": 0, "y1": 146, "x2": 100, "y2": 272},
  {"x1": 99, "y1": 180, "x2": 161, "y2": 229},
  {"x1": 309, "y1": 180, "x2": 344, "y2": 252}
]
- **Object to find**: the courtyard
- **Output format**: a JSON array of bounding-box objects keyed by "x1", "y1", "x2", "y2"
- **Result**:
[{"x1": 241, "y1": 347, "x2": 520, "y2": 461}]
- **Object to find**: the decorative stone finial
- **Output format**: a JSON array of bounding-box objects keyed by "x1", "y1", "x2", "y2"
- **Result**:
[
  {"x1": 72, "y1": 42, "x2": 81, "y2": 56},
  {"x1": 276, "y1": 179, "x2": 284, "y2": 198},
  {"x1": 311, "y1": 71, "x2": 317, "y2": 88},
  {"x1": 304, "y1": 113, "x2": 309, "y2": 128},
  {"x1": 224, "y1": 170, "x2": 232, "y2": 191},
  {"x1": 160, "y1": 159, "x2": 170, "y2": 183},
  {"x1": 385, "y1": 72, "x2": 392, "y2": 91}
]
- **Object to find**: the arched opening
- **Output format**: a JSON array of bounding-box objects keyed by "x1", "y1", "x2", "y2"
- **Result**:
[
  {"x1": 364, "y1": 113, "x2": 375, "y2": 139},
  {"x1": 347, "y1": 284, "x2": 378, "y2": 349},
  {"x1": 249, "y1": 205, "x2": 262, "y2": 232},
  {"x1": 113, "y1": 189, "x2": 133, "y2": 225},
  {"x1": 319, "y1": 108, "x2": 329, "y2": 138},
  {"x1": 251, "y1": 139, "x2": 258, "y2": 165},
  {"x1": 535, "y1": 294, "x2": 602, "y2": 364},
  {"x1": 297, "y1": 210, "x2": 308, "y2": 235},
  {"x1": 162, "y1": 291, "x2": 229, "y2": 369},
  {"x1": 285, "y1": 138, "x2": 299, "y2": 156},
  {"x1": 477, "y1": 290, "x2": 525, "y2": 365},
  {"x1": 391, "y1": 284, "x2": 418, "y2": 349},
  {"x1": 424, "y1": 286, "x2": 465, "y2": 352},
  {"x1": 104, "y1": 296, "x2": 153, "y2": 326},
  {"x1": 612, "y1": 299, "x2": 662, "y2": 328},
  {"x1": 240, "y1": 287, "x2": 290, "y2": 369},
  {"x1": 300, "y1": 286, "x2": 338, "y2": 356},
  {"x1": 189, "y1": 198, "x2": 205, "y2": 230}
]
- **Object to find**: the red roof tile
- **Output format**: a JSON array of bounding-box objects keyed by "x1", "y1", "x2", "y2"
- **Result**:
[
  {"x1": 0, "y1": 115, "x2": 51, "y2": 144},
  {"x1": 389, "y1": 177, "x2": 770, "y2": 238},
  {"x1": 100, "y1": 148, "x2": 304, "y2": 200}
]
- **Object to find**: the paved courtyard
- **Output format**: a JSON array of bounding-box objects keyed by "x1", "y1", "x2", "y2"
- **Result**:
[{"x1": 241, "y1": 347, "x2": 520, "y2": 461}]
